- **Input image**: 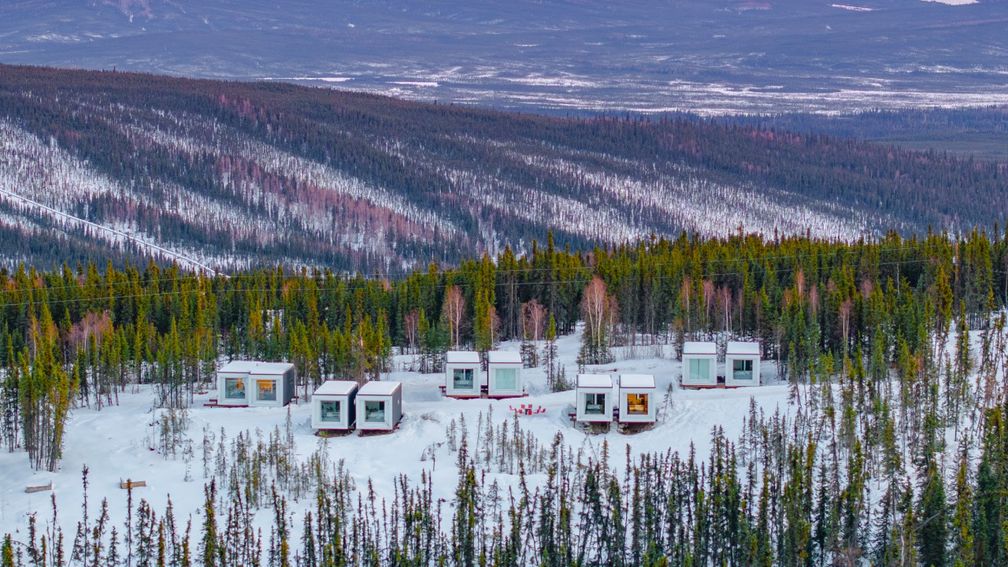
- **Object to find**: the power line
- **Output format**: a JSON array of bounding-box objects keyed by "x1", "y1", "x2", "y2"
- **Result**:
[{"x1": 0, "y1": 257, "x2": 1002, "y2": 312}]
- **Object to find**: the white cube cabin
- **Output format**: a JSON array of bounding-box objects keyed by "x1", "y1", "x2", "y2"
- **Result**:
[
  {"x1": 681, "y1": 342, "x2": 717, "y2": 387},
  {"x1": 725, "y1": 341, "x2": 761, "y2": 387},
  {"x1": 618, "y1": 374, "x2": 657, "y2": 424},
  {"x1": 217, "y1": 361, "x2": 296, "y2": 407},
  {"x1": 576, "y1": 374, "x2": 614, "y2": 423},
  {"x1": 311, "y1": 381, "x2": 358, "y2": 432},
  {"x1": 487, "y1": 351, "x2": 523, "y2": 398},
  {"x1": 445, "y1": 351, "x2": 483, "y2": 398},
  {"x1": 355, "y1": 381, "x2": 403, "y2": 431},
  {"x1": 217, "y1": 361, "x2": 257, "y2": 406}
]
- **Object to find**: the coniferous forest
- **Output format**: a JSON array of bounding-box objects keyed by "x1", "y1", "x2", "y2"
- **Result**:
[{"x1": 1, "y1": 230, "x2": 1008, "y2": 565}]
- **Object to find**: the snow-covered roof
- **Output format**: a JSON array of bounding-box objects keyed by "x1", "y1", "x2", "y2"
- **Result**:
[
  {"x1": 577, "y1": 374, "x2": 613, "y2": 389},
  {"x1": 446, "y1": 350, "x2": 481, "y2": 364},
  {"x1": 219, "y1": 360, "x2": 293, "y2": 375},
  {"x1": 314, "y1": 380, "x2": 358, "y2": 396},
  {"x1": 488, "y1": 350, "x2": 522, "y2": 364},
  {"x1": 682, "y1": 341, "x2": 717, "y2": 356},
  {"x1": 248, "y1": 362, "x2": 295, "y2": 375},
  {"x1": 620, "y1": 374, "x2": 655, "y2": 389},
  {"x1": 726, "y1": 341, "x2": 760, "y2": 356},
  {"x1": 358, "y1": 380, "x2": 401, "y2": 396}
]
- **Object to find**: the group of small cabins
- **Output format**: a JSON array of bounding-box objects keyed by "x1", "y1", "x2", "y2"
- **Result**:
[
  {"x1": 574, "y1": 373, "x2": 657, "y2": 426},
  {"x1": 310, "y1": 380, "x2": 403, "y2": 433},
  {"x1": 215, "y1": 340, "x2": 762, "y2": 434},
  {"x1": 444, "y1": 350, "x2": 524, "y2": 398},
  {"x1": 681, "y1": 341, "x2": 761, "y2": 388}
]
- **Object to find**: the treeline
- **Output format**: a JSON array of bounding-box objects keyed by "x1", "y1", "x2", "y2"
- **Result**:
[
  {"x1": 1, "y1": 229, "x2": 1008, "y2": 564},
  {"x1": 730, "y1": 106, "x2": 1008, "y2": 160},
  {"x1": 1, "y1": 230, "x2": 1006, "y2": 472}
]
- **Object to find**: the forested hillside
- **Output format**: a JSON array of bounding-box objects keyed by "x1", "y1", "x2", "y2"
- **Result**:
[
  {"x1": 0, "y1": 64, "x2": 1006, "y2": 273},
  {"x1": 733, "y1": 106, "x2": 1008, "y2": 161},
  {"x1": 2, "y1": 231, "x2": 1008, "y2": 565}
]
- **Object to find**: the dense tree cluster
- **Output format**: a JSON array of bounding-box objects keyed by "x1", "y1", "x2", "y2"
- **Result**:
[{"x1": 1, "y1": 228, "x2": 1007, "y2": 564}]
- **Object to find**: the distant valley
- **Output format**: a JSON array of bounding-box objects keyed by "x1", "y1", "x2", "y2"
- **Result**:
[{"x1": 1, "y1": 0, "x2": 1006, "y2": 114}]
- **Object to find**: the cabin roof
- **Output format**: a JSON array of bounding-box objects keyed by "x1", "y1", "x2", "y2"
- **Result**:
[
  {"x1": 314, "y1": 380, "x2": 358, "y2": 396},
  {"x1": 219, "y1": 360, "x2": 294, "y2": 375},
  {"x1": 682, "y1": 341, "x2": 717, "y2": 355},
  {"x1": 620, "y1": 374, "x2": 655, "y2": 389},
  {"x1": 358, "y1": 380, "x2": 401, "y2": 396},
  {"x1": 577, "y1": 374, "x2": 613, "y2": 389},
  {"x1": 446, "y1": 350, "x2": 481, "y2": 364},
  {"x1": 488, "y1": 350, "x2": 522, "y2": 364},
  {"x1": 726, "y1": 341, "x2": 760, "y2": 356}
]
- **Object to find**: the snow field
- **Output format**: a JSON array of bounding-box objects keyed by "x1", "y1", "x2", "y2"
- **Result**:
[{"x1": 0, "y1": 330, "x2": 791, "y2": 547}]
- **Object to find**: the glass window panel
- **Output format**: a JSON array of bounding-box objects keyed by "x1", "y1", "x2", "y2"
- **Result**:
[
  {"x1": 256, "y1": 379, "x2": 277, "y2": 401},
  {"x1": 495, "y1": 368, "x2": 517, "y2": 390},
  {"x1": 627, "y1": 393, "x2": 648, "y2": 415},
  {"x1": 584, "y1": 393, "x2": 606, "y2": 415},
  {"x1": 453, "y1": 368, "x2": 475, "y2": 389},
  {"x1": 689, "y1": 359, "x2": 710, "y2": 381},
  {"x1": 733, "y1": 359, "x2": 753, "y2": 380},
  {"x1": 224, "y1": 377, "x2": 245, "y2": 399},
  {"x1": 365, "y1": 401, "x2": 386, "y2": 422},
  {"x1": 320, "y1": 400, "x2": 340, "y2": 422}
]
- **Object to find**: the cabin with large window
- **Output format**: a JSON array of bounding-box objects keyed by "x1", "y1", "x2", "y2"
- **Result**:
[
  {"x1": 355, "y1": 381, "x2": 403, "y2": 432},
  {"x1": 576, "y1": 374, "x2": 614, "y2": 423},
  {"x1": 487, "y1": 351, "x2": 523, "y2": 398},
  {"x1": 311, "y1": 381, "x2": 358, "y2": 432},
  {"x1": 617, "y1": 374, "x2": 657, "y2": 424},
  {"x1": 725, "y1": 341, "x2": 761, "y2": 387},
  {"x1": 216, "y1": 361, "x2": 296, "y2": 407},
  {"x1": 681, "y1": 342, "x2": 717, "y2": 388},
  {"x1": 445, "y1": 350, "x2": 483, "y2": 398}
]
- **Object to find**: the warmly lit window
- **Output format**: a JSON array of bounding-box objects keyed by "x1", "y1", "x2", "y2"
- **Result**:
[
  {"x1": 365, "y1": 401, "x2": 386, "y2": 422},
  {"x1": 627, "y1": 393, "x2": 648, "y2": 415},
  {"x1": 453, "y1": 368, "x2": 475, "y2": 389},
  {"x1": 224, "y1": 377, "x2": 245, "y2": 399},
  {"x1": 689, "y1": 358, "x2": 710, "y2": 381},
  {"x1": 495, "y1": 368, "x2": 517, "y2": 390},
  {"x1": 257, "y1": 379, "x2": 277, "y2": 401},
  {"x1": 320, "y1": 400, "x2": 340, "y2": 422},
  {"x1": 584, "y1": 393, "x2": 606, "y2": 415},
  {"x1": 733, "y1": 359, "x2": 754, "y2": 381}
]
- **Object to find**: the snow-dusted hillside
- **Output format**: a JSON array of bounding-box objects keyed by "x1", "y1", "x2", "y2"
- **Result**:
[{"x1": 2, "y1": 65, "x2": 1005, "y2": 272}]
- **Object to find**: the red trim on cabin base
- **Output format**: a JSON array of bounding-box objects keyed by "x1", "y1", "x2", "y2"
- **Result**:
[
  {"x1": 486, "y1": 392, "x2": 528, "y2": 400},
  {"x1": 204, "y1": 398, "x2": 249, "y2": 408},
  {"x1": 678, "y1": 383, "x2": 744, "y2": 390},
  {"x1": 440, "y1": 384, "x2": 528, "y2": 400}
]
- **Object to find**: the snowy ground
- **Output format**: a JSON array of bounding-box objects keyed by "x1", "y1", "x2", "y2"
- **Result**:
[{"x1": 0, "y1": 330, "x2": 791, "y2": 543}]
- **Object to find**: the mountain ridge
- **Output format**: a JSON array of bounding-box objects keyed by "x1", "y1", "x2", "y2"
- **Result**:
[{"x1": 0, "y1": 64, "x2": 1004, "y2": 272}]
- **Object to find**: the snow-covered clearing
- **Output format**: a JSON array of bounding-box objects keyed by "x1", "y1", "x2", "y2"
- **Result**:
[{"x1": 1, "y1": 330, "x2": 791, "y2": 543}]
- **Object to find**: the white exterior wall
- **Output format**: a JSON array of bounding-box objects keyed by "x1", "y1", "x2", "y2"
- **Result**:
[
  {"x1": 311, "y1": 393, "x2": 353, "y2": 430},
  {"x1": 445, "y1": 362, "x2": 482, "y2": 397},
  {"x1": 618, "y1": 388, "x2": 657, "y2": 423},
  {"x1": 217, "y1": 371, "x2": 251, "y2": 406},
  {"x1": 356, "y1": 389, "x2": 402, "y2": 431},
  {"x1": 487, "y1": 363, "x2": 522, "y2": 397},
  {"x1": 681, "y1": 354, "x2": 717, "y2": 386},
  {"x1": 576, "y1": 387, "x2": 614, "y2": 423},
  {"x1": 725, "y1": 355, "x2": 761, "y2": 387},
  {"x1": 249, "y1": 372, "x2": 287, "y2": 407}
]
